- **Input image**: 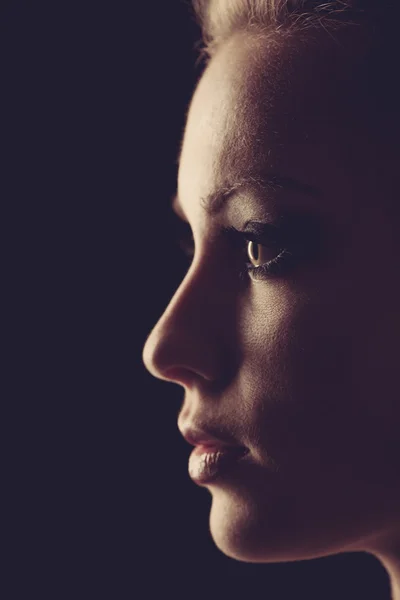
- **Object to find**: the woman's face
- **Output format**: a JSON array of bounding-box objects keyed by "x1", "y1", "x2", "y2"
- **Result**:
[{"x1": 142, "y1": 31, "x2": 400, "y2": 562}]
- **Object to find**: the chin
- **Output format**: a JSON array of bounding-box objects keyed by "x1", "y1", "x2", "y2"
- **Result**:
[
  {"x1": 208, "y1": 487, "x2": 299, "y2": 564},
  {"x1": 207, "y1": 486, "x2": 356, "y2": 564}
]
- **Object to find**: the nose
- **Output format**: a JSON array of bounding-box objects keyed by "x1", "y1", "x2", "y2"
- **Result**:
[{"x1": 142, "y1": 264, "x2": 235, "y2": 388}]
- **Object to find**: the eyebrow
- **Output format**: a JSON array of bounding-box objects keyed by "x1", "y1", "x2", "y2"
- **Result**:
[{"x1": 171, "y1": 173, "x2": 321, "y2": 219}]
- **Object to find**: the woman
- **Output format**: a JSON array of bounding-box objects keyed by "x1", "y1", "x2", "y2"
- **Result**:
[{"x1": 142, "y1": 1, "x2": 400, "y2": 598}]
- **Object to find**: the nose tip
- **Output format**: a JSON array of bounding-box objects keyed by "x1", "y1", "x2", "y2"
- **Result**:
[
  {"x1": 141, "y1": 268, "x2": 234, "y2": 387},
  {"x1": 142, "y1": 325, "x2": 186, "y2": 384},
  {"x1": 142, "y1": 328, "x2": 161, "y2": 380},
  {"x1": 142, "y1": 321, "x2": 221, "y2": 388},
  {"x1": 142, "y1": 326, "x2": 193, "y2": 386}
]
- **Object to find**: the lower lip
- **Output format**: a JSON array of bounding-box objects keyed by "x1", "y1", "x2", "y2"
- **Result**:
[{"x1": 188, "y1": 445, "x2": 249, "y2": 484}]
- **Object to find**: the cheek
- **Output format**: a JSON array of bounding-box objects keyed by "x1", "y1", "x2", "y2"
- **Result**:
[
  {"x1": 239, "y1": 287, "x2": 353, "y2": 400},
  {"x1": 238, "y1": 288, "x2": 358, "y2": 467},
  {"x1": 238, "y1": 285, "x2": 400, "y2": 490}
]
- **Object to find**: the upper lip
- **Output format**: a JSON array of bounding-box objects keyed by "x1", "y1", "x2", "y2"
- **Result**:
[{"x1": 179, "y1": 424, "x2": 244, "y2": 449}]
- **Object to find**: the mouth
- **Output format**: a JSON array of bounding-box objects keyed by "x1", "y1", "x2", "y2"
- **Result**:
[
  {"x1": 180, "y1": 425, "x2": 244, "y2": 450},
  {"x1": 179, "y1": 424, "x2": 249, "y2": 484},
  {"x1": 188, "y1": 445, "x2": 249, "y2": 484}
]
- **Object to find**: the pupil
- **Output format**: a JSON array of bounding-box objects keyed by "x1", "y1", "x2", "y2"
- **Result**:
[{"x1": 252, "y1": 242, "x2": 259, "y2": 261}]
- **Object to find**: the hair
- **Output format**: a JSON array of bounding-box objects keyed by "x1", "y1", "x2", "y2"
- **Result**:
[
  {"x1": 189, "y1": 0, "x2": 398, "y2": 62},
  {"x1": 187, "y1": 0, "x2": 400, "y2": 151}
]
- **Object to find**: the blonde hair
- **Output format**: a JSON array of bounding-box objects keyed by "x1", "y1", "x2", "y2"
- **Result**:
[
  {"x1": 186, "y1": 0, "x2": 400, "y2": 151},
  {"x1": 190, "y1": 0, "x2": 392, "y2": 62}
]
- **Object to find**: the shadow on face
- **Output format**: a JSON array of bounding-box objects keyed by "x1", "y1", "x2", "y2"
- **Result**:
[{"x1": 143, "y1": 26, "x2": 400, "y2": 563}]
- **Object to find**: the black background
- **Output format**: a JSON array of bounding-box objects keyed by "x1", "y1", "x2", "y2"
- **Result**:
[{"x1": 3, "y1": 1, "x2": 392, "y2": 598}]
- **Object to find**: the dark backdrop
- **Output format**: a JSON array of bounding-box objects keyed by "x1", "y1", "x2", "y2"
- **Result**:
[{"x1": 3, "y1": 1, "x2": 391, "y2": 598}]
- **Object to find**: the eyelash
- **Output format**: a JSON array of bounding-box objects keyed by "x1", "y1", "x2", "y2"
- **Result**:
[{"x1": 177, "y1": 224, "x2": 297, "y2": 281}]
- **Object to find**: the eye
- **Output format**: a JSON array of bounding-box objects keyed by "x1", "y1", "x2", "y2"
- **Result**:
[
  {"x1": 173, "y1": 213, "x2": 321, "y2": 281},
  {"x1": 247, "y1": 240, "x2": 279, "y2": 268}
]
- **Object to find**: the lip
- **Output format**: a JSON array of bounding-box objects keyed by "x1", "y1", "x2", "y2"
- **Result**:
[
  {"x1": 179, "y1": 424, "x2": 245, "y2": 451},
  {"x1": 188, "y1": 445, "x2": 249, "y2": 484},
  {"x1": 179, "y1": 423, "x2": 250, "y2": 485}
]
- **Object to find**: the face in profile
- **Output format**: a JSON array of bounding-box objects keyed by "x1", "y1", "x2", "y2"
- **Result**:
[{"x1": 142, "y1": 30, "x2": 400, "y2": 564}]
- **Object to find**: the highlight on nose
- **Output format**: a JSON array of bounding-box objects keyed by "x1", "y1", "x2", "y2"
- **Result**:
[
  {"x1": 142, "y1": 325, "x2": 192, "y2": 385},
  {"x1": 142, "y1": 327, "x2": 164, "y2": 381}
]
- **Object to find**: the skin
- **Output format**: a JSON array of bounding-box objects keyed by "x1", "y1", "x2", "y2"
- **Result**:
[{"x1": 142, "y1": 27, "x2": 400, "y2": 598}]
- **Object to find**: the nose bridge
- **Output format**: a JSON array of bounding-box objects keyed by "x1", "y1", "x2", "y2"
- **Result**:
[
  {"x1": 144, "y1": 273, "x2": 191, "y2": 363},
  {"x1": 142, "y1": 259, "x2": 237, "y2": 383}
]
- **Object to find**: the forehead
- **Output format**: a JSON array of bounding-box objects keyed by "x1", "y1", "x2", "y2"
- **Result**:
[
  {"x1": 178, "y1": 34, "x2": 286, "y2": 201},
  {"x1": 177, "y1": 29, "x2": 380, "y2": 219}
]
